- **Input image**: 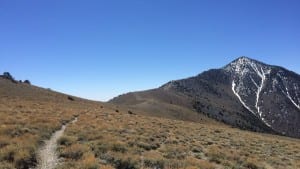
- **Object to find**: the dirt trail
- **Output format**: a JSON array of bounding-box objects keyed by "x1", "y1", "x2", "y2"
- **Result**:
[{"x1": 35, "y1": 117, "x2": 78, "y2": 169}]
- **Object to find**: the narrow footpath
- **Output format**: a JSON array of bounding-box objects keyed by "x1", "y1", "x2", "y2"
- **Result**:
[{"x1": 35, "y1": 117, "x2": 78, "y2": 169}]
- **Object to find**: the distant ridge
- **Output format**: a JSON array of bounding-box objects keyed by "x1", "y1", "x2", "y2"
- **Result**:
[{"x1": 110, "y1": 56, "x2": 300, "y2": 138}]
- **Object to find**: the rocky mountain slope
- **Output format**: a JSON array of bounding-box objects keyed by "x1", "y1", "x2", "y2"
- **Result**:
[{"x1": 110, "y1": 57, "x2": 300, "y2": 138}]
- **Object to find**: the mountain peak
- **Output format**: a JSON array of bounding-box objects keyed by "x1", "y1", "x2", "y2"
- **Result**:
[
  {"x1": 223, "y1": 56, "x2": 269, "y2": 74},
  {"x1": 236, "y1": 56, "x2": 252, "y2": 61},
  {"x1": 230, "y1": 56, "x2": 261, "y2": 66}
]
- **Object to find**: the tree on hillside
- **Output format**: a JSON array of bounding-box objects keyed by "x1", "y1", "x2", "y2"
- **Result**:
[
  {"x1": 24, "y1": 80, "x2": 31, "y2": 85},
  {"x1": 2, "y1": 72, "x2": 14, "y2": 80}
]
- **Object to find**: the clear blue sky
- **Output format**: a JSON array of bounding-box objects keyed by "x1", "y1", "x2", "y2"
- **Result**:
[{"x1": 1, "y1": 0, "x2": 299, "y2": 101}]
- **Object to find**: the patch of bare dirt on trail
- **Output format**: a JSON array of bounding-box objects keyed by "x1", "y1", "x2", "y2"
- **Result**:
[{"x1": 35, "y1": 117, "x2": 78, "y2": 169}]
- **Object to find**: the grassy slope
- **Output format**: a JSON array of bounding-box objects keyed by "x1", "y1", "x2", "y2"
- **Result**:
[
  {"x1": 0, "y1": 78, "x2": 100, "y2": 168},
  {"x1": 109, "y1": 88, "x2": 216, "y2": 124},
  {"x1": 0, "y1": 78, "x2": 299, "y2": 169},
  {"x1": 59, "y1": 107, "x2": 300, "y2": 169}
]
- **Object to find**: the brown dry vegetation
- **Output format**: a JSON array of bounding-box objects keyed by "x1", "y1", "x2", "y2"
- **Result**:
[
  {"x1": 0, "y1": 98, "x2": 78, "y2": 168},
  {"x1": 0, "y1": 79, "x2": 99, "y2": 168},
  {"x1": 0, "y1": 78, "x2": 300, "y2": 169},
  {"x1": 58, "y1": 107, "x2": 300, "y2": 169}
]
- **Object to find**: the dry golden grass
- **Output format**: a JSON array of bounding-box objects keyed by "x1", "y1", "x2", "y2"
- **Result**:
[
  {"x1": 0, "y1": 96, "x2": 98, "y2": 168},
  {"x1": 1, "y1": 78, "x2": 300, "y2": 169},
  {"x1": 58, "y1": 106, "x2": 300, "y2": 169},
  {"x1": 0, "y1": 79, "x2": 101, "y2": 168}
]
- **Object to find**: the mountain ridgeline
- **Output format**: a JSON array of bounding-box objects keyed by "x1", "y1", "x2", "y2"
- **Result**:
[{"x1": 110, "y1": 57, "x2": 300, "y2": 138}]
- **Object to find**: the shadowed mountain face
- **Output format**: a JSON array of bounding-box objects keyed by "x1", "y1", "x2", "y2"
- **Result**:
[
  {"x1": 223, "y1": 57, "x2": 300, "y2": 137},
  {"x1": 110, "y1": 57, "x2": 300, "y2": 138}
]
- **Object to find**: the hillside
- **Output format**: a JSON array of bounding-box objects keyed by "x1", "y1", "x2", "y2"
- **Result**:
[
  {"x1": 0, "y1": 76, "x2": 101, "y2": 169},
  {"x1": 110, "y1": 88, "x2": 216, "y2": 124},
  {"x1": 0, "y1": 73, "x2": 299, "y2": 169},
  {"x1": 110, "y1": 57, "x2": 300, "y2": 138}
]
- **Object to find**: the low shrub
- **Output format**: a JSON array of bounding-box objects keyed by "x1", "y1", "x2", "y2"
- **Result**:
[
  {"x1": 114, "y1": 157, "x2": 137, "y2": 169},
  {"x1": 0, "y1": 145, "x2": 16, "y2": 162},
  {"x1": 60, "y1": 144, "x2": 88, "y2": 160},
  {"x1": 58, "y1": 136, "x2": 76, "y2": 146},
  {"x1": 0, "y1": 137, "x2": 9, "y2": 148},
  {"x1": 80, "y1": 153, "x2": 99, "y2": 169},
  {"x1": 111, "y1": 143, "x2": 127, "y2": 153},
  {"x1": 68, "y1": 96, "x2": 75, "y2": 101},
  {"x1": 14, "y1": 148, "x2": 36, "y2": 169},
  {"x1": 0, "y1": 162, "x2": 15, "y2": 169},
  {"x1": 244, "y1": 158, "x2": 261, "y2": 169},
  {"x1": 206, "y1": 146, "x2": 224, "y2": 164},
  {"x1": 144, "y1": 158, "x2": 164, "y2": 169}
]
